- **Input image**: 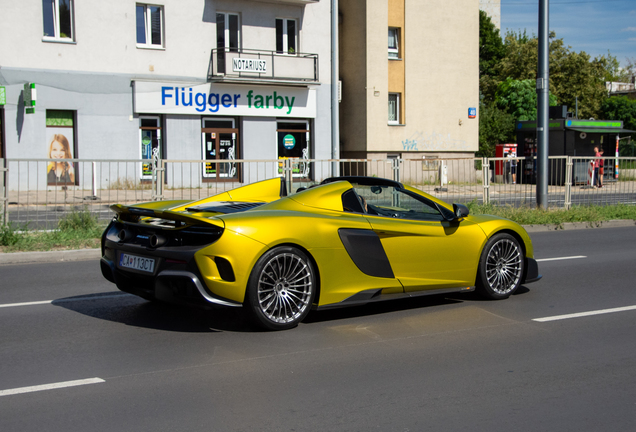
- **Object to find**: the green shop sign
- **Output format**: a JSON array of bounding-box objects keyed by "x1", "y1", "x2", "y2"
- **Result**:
[{"x1": 0, "y1": 86, "x2": 6, "y2": 105}]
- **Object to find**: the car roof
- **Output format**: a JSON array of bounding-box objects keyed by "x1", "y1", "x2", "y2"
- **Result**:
[{"x1": 321, "y1": 176, "x2": 404, "y2": 189}]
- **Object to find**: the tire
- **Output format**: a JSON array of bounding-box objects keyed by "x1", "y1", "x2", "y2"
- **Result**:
[
  {"x1": 245, "y1": 246, "x2": 316, "y2": 330},
  {"x1": 476, "y1": 233, "x2": 525, "y2": 300}
]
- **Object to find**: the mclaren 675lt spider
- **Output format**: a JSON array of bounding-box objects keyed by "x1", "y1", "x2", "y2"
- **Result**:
[{"x1": 100, "y1": 176, "x2": 541, "y2": 330}]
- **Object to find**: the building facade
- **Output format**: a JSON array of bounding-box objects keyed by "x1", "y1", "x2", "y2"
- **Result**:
[
  {"x1": 338, "y1": 0, "x2": 480, "y2": 168},
  {"x1": 0, "y1": 0, "x2": 332, "y2": 186}
]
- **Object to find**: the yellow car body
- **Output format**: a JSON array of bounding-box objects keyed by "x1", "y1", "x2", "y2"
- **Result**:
[{"x1": 101, "y1": 176, "x2": 540, "y2": 330}]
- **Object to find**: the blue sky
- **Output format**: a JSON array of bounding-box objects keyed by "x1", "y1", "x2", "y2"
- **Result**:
[{"x1": 500, "y1": 0, "x2": 636, "y2": 69}]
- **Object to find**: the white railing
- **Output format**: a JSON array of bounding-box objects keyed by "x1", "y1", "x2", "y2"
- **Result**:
[{"x1": 2, "y1": 156, "x2": 636, "y2": 229}]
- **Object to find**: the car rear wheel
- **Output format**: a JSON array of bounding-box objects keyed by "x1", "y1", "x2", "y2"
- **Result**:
[
  {"x1": 245, "y1": 246, "x2": 316, "y2": 330},
  {"x1": 476, "y1": 233, "x2": 524, "y2": 299}
]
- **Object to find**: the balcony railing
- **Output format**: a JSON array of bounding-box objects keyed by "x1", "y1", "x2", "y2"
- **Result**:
[{"x1": 208, "y1": 48, "x2": 319, "y2": 85}]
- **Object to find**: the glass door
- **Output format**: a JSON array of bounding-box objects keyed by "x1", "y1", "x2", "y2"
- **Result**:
[{"x1": 201, "y1": 119, "x2": 239, "y2": 181}]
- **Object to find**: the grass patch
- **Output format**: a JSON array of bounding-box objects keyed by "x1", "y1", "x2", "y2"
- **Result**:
[
  {"x1": 467, "y1": 202, "x2": 636, "y2": 226},
  {"x1": 0, "y1": 207, "x2": 104, "y2": 253}
]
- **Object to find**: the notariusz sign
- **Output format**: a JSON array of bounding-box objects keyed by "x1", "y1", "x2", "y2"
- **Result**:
[
  {"x1": 133, "y1": 81, "x2": 316, "y2": 118},
  {"x1": 232, "y1": 58, "x2": 267, "y2": 73}
]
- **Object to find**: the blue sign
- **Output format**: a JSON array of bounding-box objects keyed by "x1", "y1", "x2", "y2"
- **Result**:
[{"x1": 468, "y1": 107, "x2": 476, "y2": 118}]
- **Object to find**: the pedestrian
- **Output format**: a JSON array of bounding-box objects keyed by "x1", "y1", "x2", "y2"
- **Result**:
[
  {"x1": 598, "y1": 147, "x2": 604, "y2": 188},
  {"x1": 593, "y1": 146, "x2": 603, "y2": 188},
  {"x1": 507, "y1": 151, "x2": 517, "y2": 184}
]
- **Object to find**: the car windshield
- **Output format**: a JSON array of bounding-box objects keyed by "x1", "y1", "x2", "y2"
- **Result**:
[{"x1": 349, "y1": 183, "x2": 446, "y2": 221}]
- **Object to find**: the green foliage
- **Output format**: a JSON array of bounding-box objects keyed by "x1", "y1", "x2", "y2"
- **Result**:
[
  {"x1": 601, "y1": 96, "x2": 636, "y2": 131},
  {"x1": 58, "y1": 207, "x2": 100, "y2": 233},
  {"x1": 478, "y1": 102, "x2": 515, "y2": 157},
  {"x1": 479, "y1": 11, "x2": 505, "y2": 80},
  {"x1": 466, "y1": 202, "x2": 636, "y2": 226},
  {"x1": 0, "y1": 223, "x2": 24, "y2": 246},
  {"x1": 495, "y1": 78, "x2": 557, "y2": 121}
]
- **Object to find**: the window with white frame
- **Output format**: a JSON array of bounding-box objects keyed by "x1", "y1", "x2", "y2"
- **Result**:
[
  {"x1": 276, "y1": 18, "x2": 297, "y2": 54},
  {"x1": 216, "y1": 12, "x2": 240, "y2": 73},
  {"x1": 388, "y1": 27, "x2": 400, "y2": 59},
  {"x1": 136, "y1": 4, "x2": 164, "y2": 48},
  {"x1": 388, "y1": 93, "x2": 400, "y2": 124},
  {"x1": 42, "y1": 0, "x2": 74, "y2": 41}
]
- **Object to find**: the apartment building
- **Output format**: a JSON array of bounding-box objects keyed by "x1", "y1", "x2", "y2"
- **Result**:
[
  {"x1": 339, "y1": 0, "x2": 479, "y2": 164},
  {"x1": 0, "y1": 0, "x2": 331, "y2": 185}
]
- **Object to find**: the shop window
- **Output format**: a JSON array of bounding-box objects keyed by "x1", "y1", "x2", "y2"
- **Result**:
[
  {"x1": 388, "y1": 93, "x2": 400, "y2": 125},
  {"x1": 139, "y1": 116, "x2": 162, "y2": 180},
  {"x1": 42, "y1": 0, "x2": 74, "y2": 42},
  {"x1": 277, "y1": 121, "x2": 311, "y2": 179},
  {"x1": 202, "y1": 118, "x2": 239, "y2": 181},
  {"x1": 276, "y1": 18, "x2": 297, "y2": 54},
  {"x1": 136, "y1": 4, "x2": 164, "y2": 48},
  {"x1": 388, "y1": 27, "x2": 400, "y2": 59},
  {"x1": 217, "y1": 12, "x2": 240, "y2": 73},
  {"x1": 46, "y1": 110, "x2": 77, "y2": 186}
]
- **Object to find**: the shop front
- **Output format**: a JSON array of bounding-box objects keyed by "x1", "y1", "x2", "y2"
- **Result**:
[{"x1": 133, "y1": 81, "x2": 317, "y2": 184}]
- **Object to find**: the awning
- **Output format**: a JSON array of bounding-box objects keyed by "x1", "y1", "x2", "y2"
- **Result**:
[{"x1": 566, "y1": 127, "x2": 635, "y2": 134}]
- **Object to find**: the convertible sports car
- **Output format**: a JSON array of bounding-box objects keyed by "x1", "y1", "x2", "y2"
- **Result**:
[{"x1": 100, "y1": 176, "x2": 541, "y2": 330}]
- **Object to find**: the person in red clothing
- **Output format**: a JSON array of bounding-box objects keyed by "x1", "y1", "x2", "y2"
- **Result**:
[{"x1": 594, "y1": 146, "x2": 604, "y2": 188}]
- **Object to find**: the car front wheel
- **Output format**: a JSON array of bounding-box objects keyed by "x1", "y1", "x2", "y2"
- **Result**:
[
  {"x1": 245, "y1": 246, "x2": 316, "y2": 330},
  {"x1": 476, "y1": 233, "x2": 525, "y2": 299}
]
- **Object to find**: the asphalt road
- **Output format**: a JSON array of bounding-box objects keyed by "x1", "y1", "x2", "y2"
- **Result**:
[{"x1": 1, "y1": 227, "x2": 636, "y2": 431}]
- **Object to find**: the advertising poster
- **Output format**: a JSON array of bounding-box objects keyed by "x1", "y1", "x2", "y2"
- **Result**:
[{"x1": 46, "y1": 127, "x2": 76, "y2": 186}]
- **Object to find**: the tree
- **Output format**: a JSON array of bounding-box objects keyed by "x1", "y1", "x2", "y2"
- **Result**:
[
  {"x1": 495, "y1": 78, "x2": 557, "y2": 121},
  {"x1": 479, "y1": 11, "x2": 505, "y2": 81},
  {"x1": 601, "y1": 96, "x2": 636, "y2": 155},
  {"x1": 478, "y1": 102, "x2": 515, "y2": 157}
]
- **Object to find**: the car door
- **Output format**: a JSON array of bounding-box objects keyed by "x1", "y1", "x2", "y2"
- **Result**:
[{"x1": 358, "y1": 185, "x2": 485, "y2": 292}]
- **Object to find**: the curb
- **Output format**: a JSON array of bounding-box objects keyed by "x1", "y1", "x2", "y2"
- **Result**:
[
  {"x1": 1, "y1": 220, "x2": 635, "y2": 265},
  {"x1": 0, "y1": 248, "x2": 102, "y2": 266}
]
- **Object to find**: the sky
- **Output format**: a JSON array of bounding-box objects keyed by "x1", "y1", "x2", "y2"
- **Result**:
[{"x1": 500, "y1": 0, "x2": 636, "y2": 69}]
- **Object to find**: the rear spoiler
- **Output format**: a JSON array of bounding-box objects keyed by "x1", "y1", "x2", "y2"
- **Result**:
[{"x1": 110, "y1": 204, "x2": 225, "y2": 229}]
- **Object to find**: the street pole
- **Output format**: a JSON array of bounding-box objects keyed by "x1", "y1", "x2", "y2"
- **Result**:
[
  {"x1": 536, "y1": 0, "x2": 549, "y2": 209},
  {"x1": 331, "y1": 0, "x2": 339, "y2": 177}
]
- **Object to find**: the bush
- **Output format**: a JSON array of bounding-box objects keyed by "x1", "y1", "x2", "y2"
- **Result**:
[
  {"x1": 58, "y1": 207, "x2": 100, "y2": 232},
  {"x1": 0, "y1": 222, "x2": 24, "y2": 246}
]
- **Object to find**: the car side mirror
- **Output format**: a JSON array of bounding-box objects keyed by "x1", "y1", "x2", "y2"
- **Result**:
[{"x1": 453, "y1": 203, "x2": 469, "y2": 219}]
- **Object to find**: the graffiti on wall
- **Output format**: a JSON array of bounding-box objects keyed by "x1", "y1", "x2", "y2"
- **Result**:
[{"x1": 401, "y1": 131, "x2": 467, "y2": 152}]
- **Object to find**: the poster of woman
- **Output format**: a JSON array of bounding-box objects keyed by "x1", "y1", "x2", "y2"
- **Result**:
[{"x1": 47, "y1": 133, "x2": 76, "y2": 185}]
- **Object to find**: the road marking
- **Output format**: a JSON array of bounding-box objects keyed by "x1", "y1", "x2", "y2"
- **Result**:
[
  {"x1": 0, "y1": 300, "x2": 52, "y2": 308},
  {"x1": 0, "y1": 378, "x2": 105, "y2": 397},
  {"x1": 536, "y1": 255, "x2": 586, "y2": 262},
  {"x1": 0, "y1": 293, "x2": 132, "y2": 309},
  {"x1": 533, "y1": 305, "x2": 636, "y2": 322}
]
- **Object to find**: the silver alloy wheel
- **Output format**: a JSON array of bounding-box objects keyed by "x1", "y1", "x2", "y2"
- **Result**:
[
  {"x1": 485, "y1": 238, "x2": 523, "y2": 295},
  {"x1": 257, "y1": 252, "x2": 313, "y2": 324}
]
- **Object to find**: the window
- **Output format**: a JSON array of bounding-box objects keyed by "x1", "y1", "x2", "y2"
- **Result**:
[
  {"x1": 276, "y1": 18, "x2": 297, "y2": 54},
  {"x1": 217, "y1": 12, "x2": 240, "y2": 73},
  {"x1": 136, "y1": 4, "x2": 164, "y2": 48},
  {"x1": 388, "y1": 93, "x2": 400, "y2": 124},
  {"x1": 388, "y1": 27, "x2": 400, "y2": 59},
  {"x1": 277, "y1": 121, "x2": 311, "y2": 179},
  {"x1": 139, "y1": 116, "x2": 162, "y2": 179},
  {"x1": 353, "y1": 184, "x2": 448, "y2": 221},
  {"x1": 202, "y1": 118, "x2": 239, "y2": 181},
  {"x1": 42, "y1": 0, "x2": 74, "y2": 41}
]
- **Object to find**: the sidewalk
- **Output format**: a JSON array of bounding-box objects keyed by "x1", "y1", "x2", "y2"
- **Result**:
[{"x1": 1, "y1": 220, "x2": 633, "y2": 266}]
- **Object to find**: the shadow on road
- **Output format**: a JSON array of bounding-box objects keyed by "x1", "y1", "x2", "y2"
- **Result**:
[
  {"x1": 51, "y1": 291, "x2": 255, "y2": 333},
  {"x1": 51, "y1": 286, "x2": 530, "y2": 332}
]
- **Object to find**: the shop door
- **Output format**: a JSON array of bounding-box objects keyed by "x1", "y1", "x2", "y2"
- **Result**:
[
  {"x1": 202, "y1": 128, "x2": 239, "y2": 181},
  {"x1": 277, "y1": 121, "x2": 311, "y2": 179},
  {"x1": 140, "y1": 117, "x2": 162, "y2": 180}
]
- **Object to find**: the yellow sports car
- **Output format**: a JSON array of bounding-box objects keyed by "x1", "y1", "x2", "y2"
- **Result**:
[{"x1": 100, "y1": 176, "x2": 541, "y2": 330}]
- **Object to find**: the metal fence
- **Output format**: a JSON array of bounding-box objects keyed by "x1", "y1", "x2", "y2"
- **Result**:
[{"x1": 2, "y1": 156, "x2": 636, "y2": 229}]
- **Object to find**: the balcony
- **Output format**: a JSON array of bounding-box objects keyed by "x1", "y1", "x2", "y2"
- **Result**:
[{"x1": 208, "y1": 49, "x2": 319, "y2": 86}]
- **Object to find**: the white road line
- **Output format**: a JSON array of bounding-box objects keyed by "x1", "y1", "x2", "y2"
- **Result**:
[
  {"x1": 0, "y1": 378, "x2": 105, "y2": 397},
  {"x1": 536, "y1": 255, "x2": 587, "y2": 262},
  {"x1": 0, "y1": 293, "x2": 131, "y2": 309},
  {"x1": 0, "y1": 300, "x2": 53, "y2": 308},
  {"x1": 533, "y1": 305, "x2": 636, "y2": 322}
]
